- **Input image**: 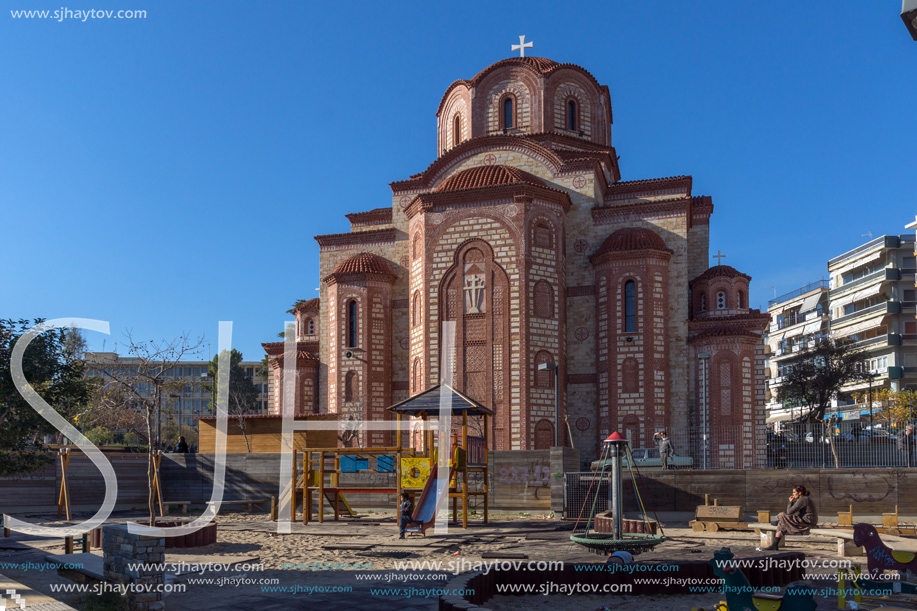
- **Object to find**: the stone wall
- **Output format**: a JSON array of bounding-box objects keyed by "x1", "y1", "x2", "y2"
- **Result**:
[{"x1": 102, "y1": 524, "x2": 164, "y2": 611}]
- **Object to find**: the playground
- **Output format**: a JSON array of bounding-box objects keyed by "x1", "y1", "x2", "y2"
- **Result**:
[{"x1": 4, "y1": 427, "x2": 917, "y2": 610}]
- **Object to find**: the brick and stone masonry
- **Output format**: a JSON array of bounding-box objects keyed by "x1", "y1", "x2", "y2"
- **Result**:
[
  {"x1": 102, "y1": 524, "x2": 165, "y2": 611},
  {"x1": 263, "y1": 55, "x2": 770, "y2": 465}
]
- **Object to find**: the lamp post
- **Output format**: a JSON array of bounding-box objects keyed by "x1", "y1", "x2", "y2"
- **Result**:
[
  {"x1": 698, "y1": 353, "x2": 710, "y2": 470},
  {"x1": 538, "y1": 362, "x2": 560, "y2": 446}
]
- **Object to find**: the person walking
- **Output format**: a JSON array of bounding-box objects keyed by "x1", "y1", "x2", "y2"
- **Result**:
[
  {"x1": 654, "y1": 431, "x2": 676, "y2": 470},
  {"x1": 765, "y1": 485, "x2": 817, "y2": 550},
  {"x1": 897, "y1": 424, "x2": 915, "y2": 467}
]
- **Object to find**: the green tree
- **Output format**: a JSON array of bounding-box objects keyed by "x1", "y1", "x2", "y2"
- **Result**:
[
  {"x1": 207, "y1": 349, "x2": 260, "y2": 452},
  {"x1": 85, "y1": 426, "x2": 114, "y2": 447},
  {"x1": 777, "y1": 338, "x2": 867, "y2": 423},
  {"x1": 0, "y1": 319, "x2": 93, "y2": 476}
]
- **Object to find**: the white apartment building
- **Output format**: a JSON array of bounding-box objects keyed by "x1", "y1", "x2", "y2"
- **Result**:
[{"x1": 765, "y1": 233, "x2": 917, "y2": 423}]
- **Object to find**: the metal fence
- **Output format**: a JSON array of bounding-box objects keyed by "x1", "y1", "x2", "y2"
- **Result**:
[
  {"x1": 640, "y1": 420, "x2": 917, "y2": 470},
  {"x1": 763, "y1": 420, "x2": 915, "y2": 469}
]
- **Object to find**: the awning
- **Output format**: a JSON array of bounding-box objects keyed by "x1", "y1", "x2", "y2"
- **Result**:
[
  {"x1": 829, "y1": 292, "x2": 858, "y2": 311},
  {"x1": 799, "y1": 293, "x2": 822, "y2": 314},
  {"x1": 784, "y1": 325, "x2": 805, "y2": 338},
  {"x1": 830, "y1": 251, "x2": 882, "y2": 277},
  {"x1": 852, "y1": 283, "x2": 883, "y2": 303},
  {"x1": 832, "y1": 317, "x2": 881, "y2": 338},
  {"x1": 766, "y1": 413, "x2": 794, "y2": 424},
  {"x1": 802, "y1": 321, "x2": 822, "y2": 335}
]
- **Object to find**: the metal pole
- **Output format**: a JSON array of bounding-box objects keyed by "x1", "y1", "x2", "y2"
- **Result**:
[
  {"x1": 554, "y1": 367, "x2": 560, "y2": 446},
  {"x1": 610, "y1": 439, "x2": 623, "y2": 539},
  {"x1": 157, "y1": 383, "x2": 162, "y2": 452}
]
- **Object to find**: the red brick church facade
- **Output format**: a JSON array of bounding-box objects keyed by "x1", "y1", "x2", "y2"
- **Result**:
[{"x1": 263, "y1": 55, "x2": 769, "y2": 466}]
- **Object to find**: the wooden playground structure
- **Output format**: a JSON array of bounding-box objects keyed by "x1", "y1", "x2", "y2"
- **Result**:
[{"x1": 289, "y1": 385, "x2": 491, "y2": 528}]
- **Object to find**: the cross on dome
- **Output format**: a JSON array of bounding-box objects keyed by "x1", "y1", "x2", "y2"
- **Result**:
[
  {"x1": 511, "y1": 35, "x2": 533, "y2": 57},
  {"x1": 713, "y1": 250, "x2": 726, "y2": 265}
]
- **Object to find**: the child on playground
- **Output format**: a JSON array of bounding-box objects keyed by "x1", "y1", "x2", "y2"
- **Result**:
[{"x1": 399, "y1": 492, "x2": 419, "y2": 539}]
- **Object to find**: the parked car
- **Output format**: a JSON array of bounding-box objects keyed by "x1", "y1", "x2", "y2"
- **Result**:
[
  {"x1": 766, "y1": 431, "x2": 788, "y2": 468},
  {"x1": 591, "y1": 447, "x2": 693, "y2": 470}
]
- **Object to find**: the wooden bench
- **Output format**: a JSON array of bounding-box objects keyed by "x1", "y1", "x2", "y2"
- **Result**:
[
  {"x1": 690, "y1": 498, "x2": 745, "y2": 532},
  {"x1": 162, "y1": 501, "x2": 191, "y2": 515},
  {"x1": 208, "y1": 498, "x2": 269, "y2": 513}
]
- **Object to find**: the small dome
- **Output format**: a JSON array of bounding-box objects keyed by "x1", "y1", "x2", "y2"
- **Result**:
[
  {"x1": 331, "y1": 252, "x2": 394, "y2": 277},
  {"x1": 471, "y1": 57, "x2": 560, "y2": 81},
  {"x1": 690, "y1": 325, "x2": 760, "y2": 341},
  {"x1": 595, "y1": 228, "x2": 669, "y2": 255},
  {"x1": 694, "y1": 265, "x2": 751, "y2": 282},
  {"x1": 435, "y1": 165, "x2": 546, "y2": 192}
]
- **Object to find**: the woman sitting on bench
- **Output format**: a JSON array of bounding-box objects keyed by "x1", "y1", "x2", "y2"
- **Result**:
[
  {"x1": 398, "y1": 492, "x2": 421, "y2": 539},
  {"x1": 766, "y1": 485, "x2": 817, "y2": 550}
]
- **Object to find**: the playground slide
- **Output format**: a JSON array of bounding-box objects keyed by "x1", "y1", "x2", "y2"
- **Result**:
[{"x1": 410, "y1": 463, "x2": 456, "y2": 534}]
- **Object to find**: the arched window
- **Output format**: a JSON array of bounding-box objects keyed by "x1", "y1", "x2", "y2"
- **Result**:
[
  {"x1": 700, "y1": 293, "x2": 706, "y2": 312},
  {"x1": 503, "y1": 97, "x2": 514, "y2": 129},
  {"x1": 716, "y1": 291, "x2": 727, "y2": 310},
  {"x1": 567, "y1": 99, "x2": 577, "y2": 131},
  {"x1": 412, "y1": 292, "x2": 421, "y2": 327},
  {"x1": 533, "y1": 280, "x2": 554, "y2": 319},
  {"x1": 534, "y1": 420, "x2": 554, "y2": 450},
  {"x1": 307, "y1": 318, "x2": 315, "y2": 335},
  {"x1": 452, "y1": 114, "x2": 461, "y2": 147},
  {"x1": 622, "y1": 358, "x2": 639, "y2": 394},
  {"x1": 344, "y1": 371, "x2": 356, "y2": 402},
  {"x1": 347, "y1": 301, "x2": 358, "y2": 347},
  {"x1": 412, "y1": 358, "x2": 422, "y2": 393},
  {"x1": 535, "y1": 351, "x2": 555, "y2": 389},
  {"x1": 412, "y1": 232, "x2": 422, "y2": 260},
  {"x1": 624, "y1": 280, "x2": 636, "y2": 333},
  {"x1": 736, "y1": 290, "x2": 745, "y2": 309}
]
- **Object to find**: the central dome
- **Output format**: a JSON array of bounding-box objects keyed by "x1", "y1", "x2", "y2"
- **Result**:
[
  {"x1": 471, "y1": 56, "x2": 561, "y2": 81},
  {"x1": 435, "y1": 165, "x2": 546, "y2": 192}
]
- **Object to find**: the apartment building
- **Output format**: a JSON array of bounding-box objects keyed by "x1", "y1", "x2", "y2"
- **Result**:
[
  {"x1": 765, "y1": 233, "x2": 917, "y2": 423},
  {"x1": 764, "y1": 280, "x2": 831, "y2": 423},
  {"x1": 85, "y1": 352, "x2": 271, "y2": 432}
]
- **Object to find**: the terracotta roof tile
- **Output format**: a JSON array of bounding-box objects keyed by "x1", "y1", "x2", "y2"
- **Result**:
[
  {"x1": 690, "y1": 325, "x2": 762, "y2": 341},
  {"x1": 694, "y1": 265, "x2": 752, "y2": 282},
  {"x1": 595, "y1": 227, "x2": 669, "y2": 255},
  {"x1": 330, "y1": 252, "x2": 395, "y2": 277},
  {"x1": 435, "y1": 165, "x2": 546, "y2": 192}
]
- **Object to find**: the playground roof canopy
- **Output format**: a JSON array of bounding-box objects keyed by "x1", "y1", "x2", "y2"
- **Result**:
[{"x1": 387, "y1": 384, "x2": 494, "y2": 417}]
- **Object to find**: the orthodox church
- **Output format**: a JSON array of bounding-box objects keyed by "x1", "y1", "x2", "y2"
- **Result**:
[{"x1": 262, "y1": 48, "x2": 769, "y2": 466}]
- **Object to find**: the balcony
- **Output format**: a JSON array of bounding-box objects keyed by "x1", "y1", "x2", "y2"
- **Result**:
[
  {"x1": 831, "y1": 301, "x2": 901, "y2": 327},
  {"x1": 828, "y1": 236, "x2": 901, "y2": 269},
  {"x1": 829, "y1": 269, "x2": 899, "y2": 298},
  {"x1": 853, "y1": 334, "x2": 902, "y2": 348},
  {"x1": 769, "y1": 280, "x2": 830, "y2": 307}
]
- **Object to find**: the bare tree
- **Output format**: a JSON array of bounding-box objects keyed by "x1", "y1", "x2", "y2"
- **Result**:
[{"x1": 93, "y1": 331, "x2": 204, "y2": 526}]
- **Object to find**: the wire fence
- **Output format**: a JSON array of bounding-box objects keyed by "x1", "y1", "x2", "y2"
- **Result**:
[{"x1": 634, "y1": 420, "x2": 917, "y2": 470}]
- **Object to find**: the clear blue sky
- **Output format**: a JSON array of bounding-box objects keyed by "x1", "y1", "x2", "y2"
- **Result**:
[{"x1": 2, "y1": 1, "x2": 914, "y2": 360}]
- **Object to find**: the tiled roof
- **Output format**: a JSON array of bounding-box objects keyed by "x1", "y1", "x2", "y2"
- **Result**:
[
  {"x1": 472, "y1": 56, "x2": 560, "y2": 80},
  {"x1": 694, "y1": 265, "x2": 752, "y2": 282},
  {"x1": 291, "y1": 298, "x2": 319, "y2": 312},
  {"x1": 435, "y1": 165, "x2": 545, "y2": 192},
  {"x1": 330, "y1": 252, "x2": 395, "y2": 277},
  {"x1": 595, "y1": 227, "x2": 669, "y2": 254},
  {"x1": 690, "y1": 325, "x2": 761, "y2": 341}
]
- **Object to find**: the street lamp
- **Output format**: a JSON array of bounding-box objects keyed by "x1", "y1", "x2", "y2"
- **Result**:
[{"x1": 538, "y1": 362, "x2": 560, "y2": 446}]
